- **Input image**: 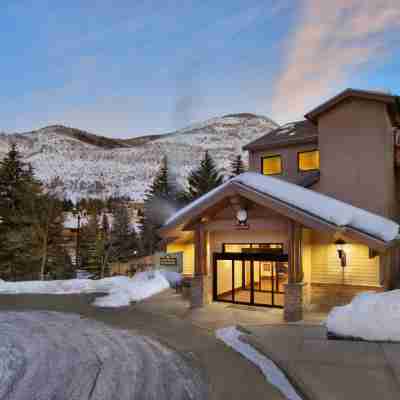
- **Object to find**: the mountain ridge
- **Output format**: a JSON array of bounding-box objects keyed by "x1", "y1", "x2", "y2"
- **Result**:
[{"x1": 0, "y1": 113, "x2": 278, "y2": 202}]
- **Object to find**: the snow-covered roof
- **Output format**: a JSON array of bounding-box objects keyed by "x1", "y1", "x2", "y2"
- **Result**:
[{"x1": 163, "y1": 172, "x2": 399, "y2": 244}]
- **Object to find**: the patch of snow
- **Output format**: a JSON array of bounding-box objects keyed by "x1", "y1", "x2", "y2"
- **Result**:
[
  {"x1": 164, "y1": 172, "x2": 399, "y2": 243},
  {"x1": 326, "y1": 290, "x2": 400, "y2": 341},
  {"x1": 216, "y1": 326, "x2": 302, "y2": 400},
  {"x1": 0, "y1": 271, "x2": 174, "y2": 308},
  {"x1": 159, "y1": 270, "x2": 183, "y2": 288}
]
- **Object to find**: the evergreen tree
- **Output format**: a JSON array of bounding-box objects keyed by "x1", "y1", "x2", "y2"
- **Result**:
[
  {"x1": 140, "y1": 156, "x2": 179, "y2": 255},
  {"x1": 110, "y1": 204, "x2": 139, "y2": 262},
  {"x1": 31, "y1": 177, "x2": 70, "y2": 280},
  {"x1": 229, "y1": 154, "x2": 246, "y2": 178},
  {"x1": 0, "y1": 144, "x2": 42, "y2": 280},
  {"x1": 183, "y1": 151, "x2": 224, "y2": 202}
]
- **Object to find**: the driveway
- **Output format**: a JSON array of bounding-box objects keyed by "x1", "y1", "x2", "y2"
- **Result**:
[
  {"x1": 0, "y1": 292, "x2": 286, "y2": 400},
  {"x1": 0, "y1": 311, "x2": 207, "y2": 400}
]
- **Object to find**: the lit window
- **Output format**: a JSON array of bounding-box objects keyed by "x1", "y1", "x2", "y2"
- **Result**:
[
  {"x1": 298, "y1": 150, "x2": 319, "y2": 171},
  {"x1": 262, "y1": 155, "x2": 282, "y2": 175}
]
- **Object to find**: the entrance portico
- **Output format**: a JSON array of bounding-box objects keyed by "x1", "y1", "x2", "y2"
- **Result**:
[{"x1": 159, "y1": 173, "x2": 399, "y2": 321}]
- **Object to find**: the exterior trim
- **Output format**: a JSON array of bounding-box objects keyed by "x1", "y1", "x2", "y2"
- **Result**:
[
  {"x1": 244, "y1": 135, "x2": 318, "y2": 151},
  {"x1": 305, "y1": 88, "x2": 397, "y2": 124}
]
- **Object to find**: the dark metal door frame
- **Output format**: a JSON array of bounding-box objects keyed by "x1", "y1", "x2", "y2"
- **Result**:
[{"x1": 213, "y1": 252, "x2": 288, "y2": 308}]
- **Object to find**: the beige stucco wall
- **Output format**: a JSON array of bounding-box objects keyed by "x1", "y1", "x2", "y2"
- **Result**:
[
  {"x1": 248, "y1": 143, "x2": 318, "y2": 184},
  {"x1": 317, "y1": 98, "x2": 397, "y2": 219}
]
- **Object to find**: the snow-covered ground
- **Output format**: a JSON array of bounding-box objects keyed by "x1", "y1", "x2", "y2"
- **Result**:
[
  {"x1": 0, "y1": 270, "x2": 181, "y2": 308},
  {"x1": 326, "y1": 290, "x2": 400, "y2": 341},
  {"x1": 216, "y1": 326, "x2": 302, "y2": 400},
  {"x1": 0, "y1": 311, "x2": 207, "y2": 400}
]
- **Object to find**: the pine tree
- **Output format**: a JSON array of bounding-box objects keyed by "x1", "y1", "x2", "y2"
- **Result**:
[
  {"x1": 229, "y1": 154, "x2": 246, "y2": 178},
  {"x1": 140, "y1": 156, "x2": 179, "y2": 255},
  {"x1": 0, "y1": 144, "x2": 43, "y2": 280},
  {"x1": 183, "y1": 151, "x2": 224, "y2": 202},
  {"x1": 31, "y1": 177, "x2": 69, "y2": 280},
  {"x1": 110, "y1": 204, "x2": 139, "y2": 262}
]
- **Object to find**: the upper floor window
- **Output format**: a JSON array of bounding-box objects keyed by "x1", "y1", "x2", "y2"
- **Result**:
[
  {"x1": 262, "y1": 155, "x2": 282, "y2": 175},
  {"x1": 298, "y1": 150, "x2": 320, "y2": 172}
]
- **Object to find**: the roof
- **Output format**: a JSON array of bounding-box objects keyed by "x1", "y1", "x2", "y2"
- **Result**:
[
  {"x1": 305, "y1": 88, "x2": 400, "y2": 125},
  {"x1": 160, "y1": 172, "x2": 399, "y2": 250},
  {"x1": 243, "y1": 120, "x2": 318, "y2": 151}
]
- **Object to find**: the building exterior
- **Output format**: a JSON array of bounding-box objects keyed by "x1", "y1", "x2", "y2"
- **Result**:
[{"x1": 159, "y1": 89, "x2": 400, "y2": 320}]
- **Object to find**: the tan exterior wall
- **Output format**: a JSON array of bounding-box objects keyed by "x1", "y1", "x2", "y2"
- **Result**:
[
  {"x1": 317, "y1": 98, "x2": 397, "y2": 218},
  {"x1": 302, "y1": 228, "x2": 312, "y2": 306},
  {"x1": 248, "y1": 143, "x2": 318, "y2": 184},
  {"x1": 310, "y1": 232, "x2": 380, "y2": 287},
  {"x1": 166, "y1": 243, "x2": 195, "y2": 276}
]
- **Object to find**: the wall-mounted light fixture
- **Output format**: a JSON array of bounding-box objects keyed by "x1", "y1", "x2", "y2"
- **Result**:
[
  {"x1": 236, "y1": 208, "x2": 248, "y2": 226},
  {"x1": 334, "y1": 238, "x2": 347, "y2": 267}
]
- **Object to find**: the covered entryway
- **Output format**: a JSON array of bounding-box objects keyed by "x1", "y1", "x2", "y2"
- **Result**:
[{"x1": 213, "y1": 251, "x2": 288, "y2": 308}]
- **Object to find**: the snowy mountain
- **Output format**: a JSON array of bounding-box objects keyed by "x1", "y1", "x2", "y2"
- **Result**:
[{"x1": 0, "y1": 114, "x2": 278, "y2": 202}]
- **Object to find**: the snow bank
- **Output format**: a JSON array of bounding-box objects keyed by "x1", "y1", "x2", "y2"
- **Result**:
[
  {"x1": 164, "y1": 172, "x2": 399, "y2": 243},
  {"x1": 326, "y1": 290, "x2": 400, "y2": 341},
  {"x1": 216, "y1": 326, "x2": 302, "y2": 400},
  {"x1": 0, "y1": 271, "x2": 174, "y2": 308}
]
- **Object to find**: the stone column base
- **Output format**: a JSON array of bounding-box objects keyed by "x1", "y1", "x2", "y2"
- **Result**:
[
  {"x1": 190, "y1": 275, "x2": 211, "y2": 308},
  {"x1": 284, "y1": 282, "x2": 304, "y2": 322}
]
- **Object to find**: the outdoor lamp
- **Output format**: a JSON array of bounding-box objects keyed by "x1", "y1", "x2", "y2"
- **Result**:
[
  {"x1": 236, "y1": 208, "x2": 248, "y2": 225},
  {"x1": 335, "y1": 239, "x2": 347, "y2": 267}
]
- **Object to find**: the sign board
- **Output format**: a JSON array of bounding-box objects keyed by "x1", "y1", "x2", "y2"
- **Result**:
[{"x1": 159, "y1": 255, "x2": 178, "y2": 266}]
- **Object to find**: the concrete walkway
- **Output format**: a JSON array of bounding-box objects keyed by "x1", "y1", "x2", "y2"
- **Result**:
[{"x1": 244, "y1": 324, "x2": 400, "y2": 400}]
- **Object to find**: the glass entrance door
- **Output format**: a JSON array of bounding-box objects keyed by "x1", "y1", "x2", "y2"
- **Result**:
[{"x1": 213, "y1": 252, "x2": 288, "y2": 308}]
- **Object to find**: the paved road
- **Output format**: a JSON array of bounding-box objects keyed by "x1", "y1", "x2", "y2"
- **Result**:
[
  {"x1": 0, "y1": 293, "x2": 286, "y2": 400},
  {"x1": 0, "y1": 311, "x2": 208, "y2": 400}
]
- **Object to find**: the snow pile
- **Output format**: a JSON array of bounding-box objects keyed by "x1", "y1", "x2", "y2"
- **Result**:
[
  {"x1": 0, "y1": 271, "x2": 175, "y2": 308},
  {"x1": 216, "y1": 326, "x2": 302, "y2": 400},
  {"x1": 326, "y1": 290, "x2": 400, "y2": 341},
  {"x1": 164, "y1": 172, "x2": 399, "y2": 243}
]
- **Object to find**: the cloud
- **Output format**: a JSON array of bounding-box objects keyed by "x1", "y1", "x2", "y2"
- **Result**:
[{"x1": 270, "y1": 0, "x2": 400, "y2": 123}]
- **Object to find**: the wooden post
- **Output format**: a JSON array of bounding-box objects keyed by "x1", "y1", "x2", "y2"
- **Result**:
[
  {"x1": 194, "y1": 223, "x2": 207, "y2": 276},
  {"x1": 285, "y1": 220, "x2": 304, "y2": 321},
  {"x1": 191, "y1": 222, "x2": 210, "y2": 307}
]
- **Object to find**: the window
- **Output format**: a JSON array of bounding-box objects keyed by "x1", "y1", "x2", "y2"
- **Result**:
[
  {"x1": 262, "y1": 155, "x2": 282, "y2": 175},
  {"x1": 223, "y1": 243, "x2": 283, "y2": 253},
  {"x1": 298, "y1": 150, "x2": 320, "y2": 172}
]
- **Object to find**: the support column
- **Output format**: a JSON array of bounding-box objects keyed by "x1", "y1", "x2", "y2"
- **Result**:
[
  {"x1": 284, "y1": 220, "x2": 304, "y2": 322},
  {"x1": 190, "y1": 223, "x2": 211, "y2": 308}
]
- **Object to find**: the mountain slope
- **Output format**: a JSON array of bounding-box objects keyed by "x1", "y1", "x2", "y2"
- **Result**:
[{"x1": 0, "y1": 114, "x2": 278, "y2": 202}]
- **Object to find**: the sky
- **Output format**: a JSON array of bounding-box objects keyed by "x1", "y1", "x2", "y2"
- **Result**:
[{"x1": 1, "y1": 0, "x2": 400, "y2": 138}]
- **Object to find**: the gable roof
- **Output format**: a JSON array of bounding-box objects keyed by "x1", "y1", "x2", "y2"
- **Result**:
[
  {"x1": 243, "y1": 120, "x2": 318, "y2": 151},
  {"x1": 159, "y1": 172, "x2": 399, "y2": 250},
  {"x1": 305, "y1": 88, "x2": 400, "y2": 125}
]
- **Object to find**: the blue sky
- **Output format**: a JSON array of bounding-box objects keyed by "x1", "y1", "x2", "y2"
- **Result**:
[{"x1": 1, "y1": 0, "x2": 399, "y2": 137}]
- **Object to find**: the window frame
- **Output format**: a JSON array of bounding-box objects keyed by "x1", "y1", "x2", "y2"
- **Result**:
[
  {"x1": 222, "y1": 243, "x2": 284, "y2": 253},
  {"x1": 297, "y1": 149, "x2": 320, "y2": 172},
  {"x1": 261, "y1": 154, "x2": 283, "y2": 176}
]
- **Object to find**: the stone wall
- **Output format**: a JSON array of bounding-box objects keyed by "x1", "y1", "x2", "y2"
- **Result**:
[{"x1": 310, "y1": 283, "x2": 383, "y2": 311}]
